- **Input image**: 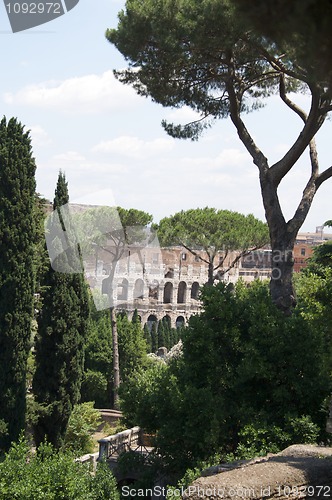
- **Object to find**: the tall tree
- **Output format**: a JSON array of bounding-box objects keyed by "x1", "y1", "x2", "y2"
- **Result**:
[
  {"x1": 107, "y1": 0, "x2": 332, "y2": 314},
  {"x1": 0, "y1": 117, "x2": 37, "y2": 450},
  {"x1": 33, "y1": 172, "x2": 90, "y2": 449},
  {"x1": 75, "y1": 206, "x2": 153, "y2": 408},
  {"x1": 156, "y1": 208, "x2": 268, "y2": 285}
]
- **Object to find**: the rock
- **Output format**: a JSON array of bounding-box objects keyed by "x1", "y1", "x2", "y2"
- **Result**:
[{"x1": 182, "y1": 445, "x2": 332, "y2": 499}]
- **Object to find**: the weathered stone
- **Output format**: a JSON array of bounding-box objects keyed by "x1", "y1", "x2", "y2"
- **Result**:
[{"x1": 182, "y1": 445, "x2": 332, "y2": 500}]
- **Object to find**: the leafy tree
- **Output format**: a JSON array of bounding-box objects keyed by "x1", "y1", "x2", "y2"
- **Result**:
[
  {"x1": 33, "y1": 172, "x2": 90, "y2": 449},
  {"x1": 120, "y1": 281, "x2": 331, "y2": 473},
  {"x1": 0, "y1": 117, "x2": 37, "y2": 450},
  {"x1": 117, "y1": 312, "x2": 149, "y2": 382},
  {"x1": 107, "y1": 0, "x2": 332, "y2": 314},
  {"x1": 64, "y1": 402, "x2": 102, "y2": 455},
  {"x1": 81, "y1": 308, "x2": 148, "y2": 406},
  {"x1": 81, "y1": 307, "x2": 113, "y2": 408},
  {"x1": 156, "y1": 208, "x2": 268, "y2": 285},
  {"x1": 0, "y1": 437, "x2": 119, "y2": 500}
]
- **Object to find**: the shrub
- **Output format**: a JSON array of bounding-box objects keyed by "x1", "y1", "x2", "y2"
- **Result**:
[
  {"x1": 64, "y1": 402, "x2": 102, "y2": 455},
  {"x1": 0, "y1": 436, "x2": 119, "y2": 499}
]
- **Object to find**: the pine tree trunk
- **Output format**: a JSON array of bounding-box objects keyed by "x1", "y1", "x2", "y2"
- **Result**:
[
  {"x1": 110, "y1": 306, "x2": 120, "y2": 410},
  {"x1": 269, "y1": 242, "x2": 296, "y2": 315},
  {"x1": 260, "y1": 169, "x2": 298, "y2": 315},
  {"x1": 207, "y1": 261, "x2": 214, "y2": 286}
]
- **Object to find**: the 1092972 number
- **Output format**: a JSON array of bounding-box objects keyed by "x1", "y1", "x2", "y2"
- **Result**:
[{"x1": 5, "y1": 3, "x2": 62, "y2": 14}]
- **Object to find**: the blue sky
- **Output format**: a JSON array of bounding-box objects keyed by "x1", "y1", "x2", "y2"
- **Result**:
[{"x1": 1, "y1": 0, "x2": 331, "y2": 232}]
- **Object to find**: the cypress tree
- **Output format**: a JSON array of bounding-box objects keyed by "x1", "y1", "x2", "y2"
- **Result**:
[
  {"x1": 143, "y1": 323, "x2": 152, "y2": 353},
  {"x1": 151, "y1": 322, "x2": 158, "y2": 353},
  {"x1": 33, "y1": 172, "x2": 90, "y2": 448},
  {"x1": 157, "y1": 320, "x2": 165, "y2": 349},
  {"x1": 0, "y1": 117, "x2": 37, "y2": 450}
]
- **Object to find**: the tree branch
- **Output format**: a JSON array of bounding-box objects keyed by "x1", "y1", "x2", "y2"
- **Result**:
[
  {"x1": 279, "y1": 74, "x2": 307, "y2": 123},
  {"x1": 270, "y1": 86, "x2": 325, "y2": 187},
  {"x1": 225, "y1": 53, "x2": 269, "y2": 175},
  {"x1": 179, "y1": 242, "x2": 210, "y2": 266},
  {"x1": 316, "y1": 165, "x2": 332, "y2": 189}
]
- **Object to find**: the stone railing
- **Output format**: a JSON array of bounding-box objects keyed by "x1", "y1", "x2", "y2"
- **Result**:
[{"x1": 98, "y1": 426, "x2": 144, "y2": 460}]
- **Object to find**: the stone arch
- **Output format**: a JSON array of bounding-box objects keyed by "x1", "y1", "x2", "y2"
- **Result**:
[
  {"x1": 147, "y1": 314, "x2": 158, "y2": 331},
  {"x1": 101, "y1": 276, "x2": 112, "y2": 295},
  {"x1": 163, "y1": 282, "x2": 173, "y2": 303},
  {"x1": 133, "y1": 279, "x2": 144, "y2": 300},
  {"x1": 177, "y1": 281, "x2": 187, "y2": 304},
  {"x1": 162, "y1": 314, "x2": 172, "y2": 328},
  {"x1": 117, "y1": 278, "x2": 129, "y2": 301},
  {"x1": 191, "y1": 281, "x2": 200, "y2": 300},
  {"x1": 176, "y1": 316, "x2": 185, "y2": 328}
]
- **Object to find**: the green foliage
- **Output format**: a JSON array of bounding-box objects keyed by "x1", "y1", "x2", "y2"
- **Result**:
[
  {"x1": 33, "y1": 172, "x2": 90, "y2": 449},
  {"x1": 234, "y1": 423, "x2": 289, "y2": 459},
  {"x1": 143, "y1": 324, "x2": 152, "y2": 352},
  {"x1": 0, "y1": 117, "x2": 37, "y2": 450},
  {"x1": 0, "y1": 436, "x2": 119, "y2": 500},
  {"x1": 64, "y1": 402, "x2": 102, "y2": 455},
  {"x1": 118, "y1": 313, "x2": 149, "y2": 382},
  {"x1": 286, "y1": 415, "x2": 320, "y2": 445},
  {"x1": 232, "y1": 0, "x2": 332, "y2": 89},
  {"x1": 81, "y1": 370, "x2": 109, "y2": 409},
  {"x1": 151, "y1": 322, "x2": 158, "y2": 353},
  {"x1": 81, "y1": 308, "x2": 113, "y2": 407},
  {"x1": 155, "y1": 208, "x2": 268, "y2": 284},
  {"x1": 107, "y1": 0, "x2": 278, "y2": 125},
  {"x1": 120, "y1": 281, "x2": 332, "y2": 474}
]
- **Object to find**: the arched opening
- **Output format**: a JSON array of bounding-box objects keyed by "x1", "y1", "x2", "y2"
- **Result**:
[
  {"x1": 163, "y1": 282, "x2": 173, "y2": 304},
  {"x1": 102, "y1": 276, "x2": 112, "y2": 295},
  {"x1": 177, "y1": 281, "x2": 187, "y2": 304},
  {"x1": 176, "y1": 316, "x2": 185, "y2": 329},
  {"x1": 147, "y1": 314, "x2": 158, "y2": 331},
  {"x1": 162, "y1": 314, "x2": 172, "y2": 329},
  {"x1": 148, "y1": 280, "x2": 159, "y2": 301},
  {"x1": 191, "y1": 282, "x2": 200, "y2": 300},
  {"x1": 133, "y1": 279, "x2": 144, "y2": 300},
  {"x1": 117, "y1": 278, "x2": 129, "y2": 301}
]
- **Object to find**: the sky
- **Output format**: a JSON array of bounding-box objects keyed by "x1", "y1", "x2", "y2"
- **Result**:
[{"x1": 1, "y1": 0, "x2": 331, "y2": 232}]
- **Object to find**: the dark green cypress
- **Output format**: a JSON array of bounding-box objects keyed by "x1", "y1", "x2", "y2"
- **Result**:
[
  {"x1": 157, "y1": 320, "x2": 165, "y2": 349},
  {"x1": 33, "y1": 172, "x2": 90, "y2": 449},
  {"x1": 151, "y1": 322, "x2": 158, "y2": 353},
  {"x1": 143, "y1": 323, "x2": 152, "y2": 353},
  {"x1": 0, "y1": 117, "x2": 37, "y2": 451}
]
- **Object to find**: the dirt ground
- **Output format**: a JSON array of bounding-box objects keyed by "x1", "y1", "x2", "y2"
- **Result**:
[{"x1": 183, "y1": 445, "x2": 332, "y2": 499}]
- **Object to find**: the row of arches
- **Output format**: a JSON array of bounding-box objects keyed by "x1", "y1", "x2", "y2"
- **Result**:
[
  {"x1": 111, "y1": 279, "x2": 200, "y2": 304},
  {"x1": 147, "y1": 314, "x2": 185, "y2": 330}
]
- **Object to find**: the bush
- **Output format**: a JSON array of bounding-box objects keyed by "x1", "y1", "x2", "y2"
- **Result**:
[
  {"x1": 64, "y1": 402, "x2": 102, "y2": 455},
  {"x1": 81, "y1": 370, "x2": 109, "y2": 408},
  {"x1": 0, "y1": 436, "x2": 119, "y2": 499},
  {"x1": 286, "y1": 415, "x2": 320, "y2": 444},
  {"x1": 234, "y1": 423, "x2": 290, "y2": 459}
]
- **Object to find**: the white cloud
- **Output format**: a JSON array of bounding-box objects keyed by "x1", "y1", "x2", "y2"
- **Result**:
[
  {"x1": 52, "y1": 151, "x2": 86, "y2": 163},
  {"x1": 92, "y1": 135, "x2": 174, "y2": 159},
  {"x1": 165, "y1": 106, "x2": 202, "y2": 123},
  {"x1": 28, "y1": 124, "x2": 52, "y2": 147},
  {"x1": 3, "y1": 71, "x2": 141, "y2": 113}
]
